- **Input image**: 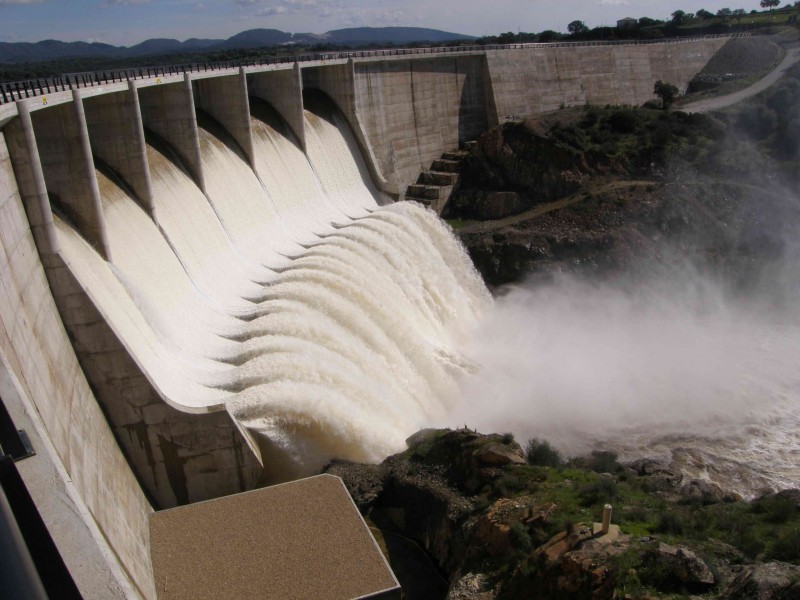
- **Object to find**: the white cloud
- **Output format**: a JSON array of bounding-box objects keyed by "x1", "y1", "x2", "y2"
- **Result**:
[
  {"x1": 102, "y1": 0, "x2": 151, "y2": 6},
  {"x1": 254, "y1": 5, "x2": 287, "y2": 15},
  {"x1": 599, "y1": 0, "x2": 629, "y2": 5},
  {"x1": 0, "y1": 0, "x2": 46, "y2": 5},
  {"x1": 248, "y1": 0, "x2": 332, "y2": 18}
]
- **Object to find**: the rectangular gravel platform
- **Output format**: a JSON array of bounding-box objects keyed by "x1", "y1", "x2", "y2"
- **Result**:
[{"x1": 149, "y1": 474, "x2": 400, "y2": 600}]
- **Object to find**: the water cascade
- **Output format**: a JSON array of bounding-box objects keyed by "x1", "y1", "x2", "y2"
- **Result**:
[{"x1": 53, "y1": 93, "x2": 491, "y2": 479}]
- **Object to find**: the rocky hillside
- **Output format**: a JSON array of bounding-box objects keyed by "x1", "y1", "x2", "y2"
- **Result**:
[
  {"x1": 447, "y1": 64, "x2": 800, "y2": 288},
  {"x1": 326, "y1": 429, "x2": 800, "y2": 599}
]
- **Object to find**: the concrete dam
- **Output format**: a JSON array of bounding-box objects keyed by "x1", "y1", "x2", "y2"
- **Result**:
[{"x1": 0, "y1": 37, "x2": 728, "y2": 598}]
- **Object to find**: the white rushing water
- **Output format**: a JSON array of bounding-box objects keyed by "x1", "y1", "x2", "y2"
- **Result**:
[
  {"x1": 54, "y1": 94, "x2": 490, "y2": 479},
  {"x1": 446, "y1": 273, "x2": 800, "y2": 498}
]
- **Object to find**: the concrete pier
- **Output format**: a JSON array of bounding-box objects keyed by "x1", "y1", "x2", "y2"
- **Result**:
[
  {"x1": 83, "y1": 82, "x2": 155, "y2": 217},
  {"x1": 248, "y1": 63, "x2": 306, "y2": 151},
  {"x1": 193, "y1": 69, "x2": 255, "y2": 169},
  {"x1": 19, "y1": 93, "x2": 111, "y2": 259},
  {"x1": 138, "y1": 74, "x2": 205, "y2": 193}
]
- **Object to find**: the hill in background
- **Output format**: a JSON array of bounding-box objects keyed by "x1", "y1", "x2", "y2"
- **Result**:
[{"x1": 0, "y1": 27, "x2": 475, "y2": 64}]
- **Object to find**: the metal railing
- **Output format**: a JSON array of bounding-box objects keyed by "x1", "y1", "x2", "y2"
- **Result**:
[{"x1": 0, "y1": 33, "x2": 749, "y2": 106}]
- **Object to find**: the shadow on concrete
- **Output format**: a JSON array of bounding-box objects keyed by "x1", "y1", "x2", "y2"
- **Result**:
[{"x1": 248, "y1": 96, "x2": 303, "y2": 153}]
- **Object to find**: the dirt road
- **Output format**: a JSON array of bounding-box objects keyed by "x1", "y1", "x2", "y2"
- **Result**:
[{"x1": 683, "y1": 43, "x2": 800, "y2": 113}]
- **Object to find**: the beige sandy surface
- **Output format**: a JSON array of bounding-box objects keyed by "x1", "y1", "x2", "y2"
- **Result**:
[{"x1": 149, "y1": 474, "x2": 399, "y2": 600}]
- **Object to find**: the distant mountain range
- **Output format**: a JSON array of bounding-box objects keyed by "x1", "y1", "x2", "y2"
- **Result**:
[{"x1": 0, "y1": 27, "x2": 475, "y2": 64}]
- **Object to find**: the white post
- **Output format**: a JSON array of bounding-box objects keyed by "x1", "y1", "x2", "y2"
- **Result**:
[{"x1": 601, "y1": 504, "x2": 613, "y2": 535}]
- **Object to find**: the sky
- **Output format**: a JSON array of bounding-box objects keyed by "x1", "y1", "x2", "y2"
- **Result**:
[{"x1": 0, "y1": 0, "x2": 783, "y2": 46}]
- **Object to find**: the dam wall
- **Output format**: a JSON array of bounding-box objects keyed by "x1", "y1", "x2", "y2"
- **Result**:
[
  {"x1": 485, "y1": 38, "x2": 728, "y2": 120},
  {"x1": 0, "y1": 37, "x2": 730, "y2": 598}
]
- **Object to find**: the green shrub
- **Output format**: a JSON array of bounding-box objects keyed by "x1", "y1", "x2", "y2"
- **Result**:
[
  {"x1": 548, "y1": 123, "x2": 590, "y2": 152},
  {"x1": 754, "y1": 496, "x2": 796, "y2": 524},
  {"x1": 510, "y1": 521, "x2": 533, "y2": 553},
  {"x1": 587, "y1": 450, "x2": 623, "y2": 474},
  {"x1": 619, "y1": 506, "x2": 649, "y2": 524},
  {"x1": 608, "y1": 109, "x2": 641, "y2": 134},
  {"x1": 767, "y1": 528, "x2": 800, "y2": 562},
  {"x1": 493, "y1": 473, "x2": 527, "y2": 497},
  {"x1": 655, "y1": 512, "x2": 685, "y2": 535},
  {"x1": 579, "y1": 477, "x2": 619, "y2": 505},
  {"x1": 524, "y1": 438, "x2": 563, "y2": 468},
  {"x1": 731, "y1": 528, "x2": 766, "y2": 560}
]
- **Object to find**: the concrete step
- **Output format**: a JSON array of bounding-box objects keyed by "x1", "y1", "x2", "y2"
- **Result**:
[
  {"x1": 418, "y1": 170, "x2": 457, "y2": 186},
  {"x1": 430, "y1": 158, "x2": 460, "y2": 173},
  {"x1": 441, "y1": 150, "x2": 469, "y2": 161},
  {"x1": 405, "y1": 184, "x2": 440, "y2": 201}
]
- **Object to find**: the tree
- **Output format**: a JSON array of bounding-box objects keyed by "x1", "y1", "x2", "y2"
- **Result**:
[
  {"x1": 696, "y1": 8, "x2": 714, "y2": 19},
  {"x1": 497, "y1": 31, "x2": 516, "y2": 44},
  {"x1": 760, "y1": 0, "x2": 780, "y2": 9},
  {"x1": 732, "y1": 8, "x2": 746, "y2": 24},
  {"x1": 671, "y1": 9, "x2": 686, "y2": 23},
  {"x1": 717, "y1": 7, "x2": 732, "y2": 20},
  {"x1": 567, "y1": 20, "x2": 589, "y2": 34},
  {"x1": 538, "y1": 30, "x2": 563, "y2": 42},
  {"x1": 654, "y1": 80, "x2": 679, "y2": 108}
]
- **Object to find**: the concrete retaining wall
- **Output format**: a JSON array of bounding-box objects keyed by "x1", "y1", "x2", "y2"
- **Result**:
[
  {"x1": 352, "y1": 55, "x2": 489, "y2": 194},
  {"x1": 485, "y1": 39, "x2": 728, "y2": 120}
]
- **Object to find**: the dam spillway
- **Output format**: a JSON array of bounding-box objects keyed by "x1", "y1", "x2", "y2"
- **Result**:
[
  {"x1": 58, "y1": 92, "x2": 490, "y2": 481},
  {"x1": 0, "y1": 38, "x2": 732, "y2": 597}
]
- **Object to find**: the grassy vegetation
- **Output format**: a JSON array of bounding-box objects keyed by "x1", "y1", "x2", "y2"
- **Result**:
[
  {"x1": 475, "y1": 443, "x2": 800, "y2": 567},
  {"x1": 549, "y1": 106, "x2": 728, "y2": 168}
]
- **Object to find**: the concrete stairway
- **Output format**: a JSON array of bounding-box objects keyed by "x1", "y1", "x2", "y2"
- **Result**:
[{"x1": 405, "y1": 149, "x2": 469, "y2": 215}]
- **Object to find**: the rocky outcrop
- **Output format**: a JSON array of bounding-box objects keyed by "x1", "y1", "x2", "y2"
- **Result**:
[
  {"x1": 645, "y1": 543, "x2": 716, "y2": 592},
  {"x1": 504, "y1": 524, "x2": 628, "y2": 600},
  {"x1": 327, "y1": 429, "x2": 528, "y2": 575},
  {"x1": 446, "y1": 572, "x2": 496, "y2": 600},
  {"x1": 473, "y1": 496, "x2": 555, "y2": 557},
  {"x1": 718, "y1": 562, "x2": 800, "y2": 600},
  {"x1": 447, "y1": 121, "x2": 590, "y2": 220},
  {"x1": 326, "y1": 428, "x2": 800, "y2": 600}
]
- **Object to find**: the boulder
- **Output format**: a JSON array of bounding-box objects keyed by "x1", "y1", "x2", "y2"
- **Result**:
[
  {"x1": 472, "y1": 496, "x2": 556, "y2": 557},
  {"x1": 406, "y1": 428, "x2": 441, "y2": 448},
  {"x1": 473, "y1": 443, "x2": 526, "y2": 467},
  {"x1": 646, "y1": 543, "x2": 715, "y2": 592},
  {"x1": 681, "y1": 478, "x2": 728, "y2": 504},
  {"x1": 718, "y1": 562, "x2": 800, "y2": 600},
  {"x1": 446, "y1": 572, "x2": 496, "y2": 600}
]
